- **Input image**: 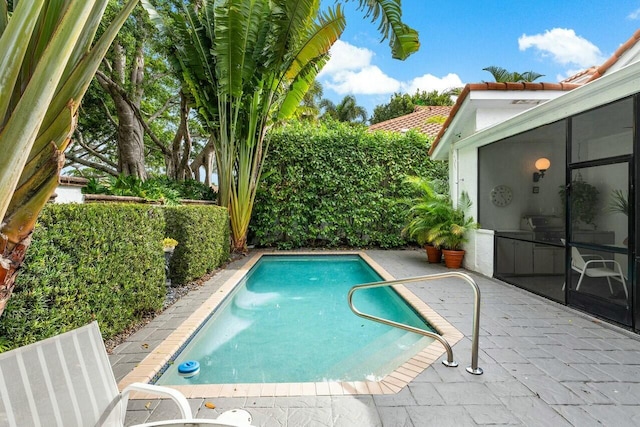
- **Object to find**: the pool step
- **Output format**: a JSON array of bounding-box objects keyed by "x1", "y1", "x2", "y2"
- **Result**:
[{"x1": 326, "y1": 327, "x2": 431, "y2": 381}]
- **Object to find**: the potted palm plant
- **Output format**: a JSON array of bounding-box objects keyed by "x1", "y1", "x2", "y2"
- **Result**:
[
  {"x1": 402, "y1": 177, "x2": 449, "y2": 263},
  {"x1": 430, "y1": 192, "x2": 478, "y2": 269}
]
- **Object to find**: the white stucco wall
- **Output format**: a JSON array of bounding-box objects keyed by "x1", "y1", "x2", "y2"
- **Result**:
[
  {"x1": 54, "y1": 185, "x2": 84, "y2": 203},
  {"x1": 476, "y1": 107, "x2": 532, "y2": 131}
]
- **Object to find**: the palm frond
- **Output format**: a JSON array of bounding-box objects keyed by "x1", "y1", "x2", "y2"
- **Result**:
[
  {"x1": 352, "y1": 0, "x2": 419, "y2": 60},
  {"x1": 215, "y1": 0, "x2": 269, "y2": 97}
]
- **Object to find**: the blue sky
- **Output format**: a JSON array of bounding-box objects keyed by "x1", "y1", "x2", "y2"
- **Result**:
[{"x1": 318, "y1": 1, "x2": 640, "y2": 117}]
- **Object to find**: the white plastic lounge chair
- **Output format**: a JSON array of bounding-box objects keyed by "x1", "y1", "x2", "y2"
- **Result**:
[
  {"x1": 570, "y1": 246, "x2": 628, "y2": 299},
  {"x1": 0, "y1": 321, "x2": 253, "y2": 427}
]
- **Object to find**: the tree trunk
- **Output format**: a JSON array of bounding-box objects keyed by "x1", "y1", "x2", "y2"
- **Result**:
[
  {"x1": 191, "y1": 142, "x2": 215, "y2": 186},
  {"x1": 0, "y1": 235, "x2": 31, "y2": 316},
  {"x1": 166, "y1": 91, "x2": 193, "y2": 180},
  {"x1": 99, "y1": 41, "x2": 147, "y2": 180},
  {"x1": 114, "y1": 95, "x2": 146, "y2": 179}
]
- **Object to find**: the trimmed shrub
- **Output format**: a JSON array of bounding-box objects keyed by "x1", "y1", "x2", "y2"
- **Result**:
[
  {"x1": 164, "y1": 205, "x2": 230, "y2": 285},
  {"x1": 0, "y1": 204, "x2": 166, "y2": 349},
  {"x1": 250, "y1": 121, "x2": 448, "y2": 248}
]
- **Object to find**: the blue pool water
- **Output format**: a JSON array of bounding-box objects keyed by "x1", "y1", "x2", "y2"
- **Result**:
[{"x1": 156, "y1": 255, "x2": 435, "y2": 384}]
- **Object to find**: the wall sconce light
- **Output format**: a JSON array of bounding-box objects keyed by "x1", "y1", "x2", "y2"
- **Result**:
[{"x1": 533, "y1": 157, "x2": 550, "y2": 182}]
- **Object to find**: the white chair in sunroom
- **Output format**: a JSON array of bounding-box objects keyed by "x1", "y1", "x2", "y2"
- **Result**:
[
  {"x1": 0, "y1": 321, "x2": 254, "y2": 427},
  {"x1": 570, "y1": 245, "x2": 628, "y2": 299}
]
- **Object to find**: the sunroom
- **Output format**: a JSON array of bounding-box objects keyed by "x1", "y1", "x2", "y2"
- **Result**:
[{"x1": 430, "y1": 57, "x2": 640, "y2": 331}]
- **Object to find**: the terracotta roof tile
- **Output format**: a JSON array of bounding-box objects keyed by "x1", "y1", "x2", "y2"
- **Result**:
[
  {"x1": 368, "y1": 106, "x2": 453, "y2": 138},
  {"x1": 561, "y1": 66, "x2": 598, "y2": 83},
  {"x1": 427, "y1": 82, "x2": 580, "y2": 156},
  {"x1": 585, "y1": 29, "x2": 640, "y2": 83}
]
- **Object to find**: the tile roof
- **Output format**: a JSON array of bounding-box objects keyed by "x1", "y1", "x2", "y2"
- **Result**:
[
  {"x1": 427, "y1": 82, "x2": 580, "y2": 156},
  {"x1": 368, "y1": 105, "x2": 453, "y2": 138},
  {"x1": 584, "y1": 28, "x2": 640, "y2": 82},
  {"x1": 561, "y1": 66, "x2": 598, "y2": 84},
  {"x1": 427, "y1": 30, "x2": 640, "y2": 157},
  {"x1": 562, "y1": 30, "x2": 640, "y2": 84}
]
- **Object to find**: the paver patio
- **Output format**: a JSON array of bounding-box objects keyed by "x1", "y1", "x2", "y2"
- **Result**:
[{"x1": 111, "y1": 249, "x2": 640, "y2": 426}]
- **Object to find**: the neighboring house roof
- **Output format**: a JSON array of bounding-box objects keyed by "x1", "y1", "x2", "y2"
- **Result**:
[
  {"x1": 368, "y1": 105, "x2": 453, "y2": 138},
  {"x1": 428, "y1": 82, "x2": 580, "y2": 157}
]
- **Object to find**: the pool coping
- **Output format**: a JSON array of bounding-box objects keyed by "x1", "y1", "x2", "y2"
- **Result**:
[{"x1": 118, "y1": 251, "x2": 464, "y2": 398}]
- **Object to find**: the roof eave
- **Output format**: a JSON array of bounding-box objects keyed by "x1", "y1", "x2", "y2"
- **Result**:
[{"x1": 451, "y1": 60, "x2": 640, "y2": 154}]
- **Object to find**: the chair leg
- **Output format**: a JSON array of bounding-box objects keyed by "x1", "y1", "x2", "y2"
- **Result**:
[
  {"x1": 605, "y1": 276, "x2": 614, "y2": 294},
  {"x1": 576, "y1": 272, "x2": 585, "y2": 291}
]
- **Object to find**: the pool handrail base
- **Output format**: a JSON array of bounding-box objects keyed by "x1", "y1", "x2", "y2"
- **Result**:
[{"x1": 348, "y1": 272, "x2": 482, "y2": 375}]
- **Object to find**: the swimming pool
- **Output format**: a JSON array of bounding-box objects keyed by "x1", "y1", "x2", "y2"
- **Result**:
[
  {"x1": 155, "y1": 255, "x2": 435, "y2": 384},
  {"x1": 119, "y1": 252, "x2": 463, "y2": 397}
]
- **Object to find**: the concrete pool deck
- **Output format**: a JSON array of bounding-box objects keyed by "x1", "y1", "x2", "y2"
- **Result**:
[{"x1": 112, "y1": 249, "x2": 640, "y2": 426}]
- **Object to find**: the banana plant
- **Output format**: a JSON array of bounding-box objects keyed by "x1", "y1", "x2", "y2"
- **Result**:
[
  {"x1": 0, "y1": 0, "x2": 139, "y2": 316},
  {"x1": 146, "y1": 0, "x2": 417, "y2": 252},
  {"x1": 144, "y1": 0, "x2": 346, "y2": 251}
]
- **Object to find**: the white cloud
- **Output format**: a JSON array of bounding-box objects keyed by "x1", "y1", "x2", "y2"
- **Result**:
[
  {"x1": 324, "y1": 66, "x2": 401, "y2": 95},
  {"x1": 319, "y1": 40, "x2": 462, "y2": 97},
  {"x1": 402, "y1": 73, "x2": 464, "y2": 94},
  {"x1": 518, "y1": 28, "x2": 605, "y2": 68},
  {"x1": 317, "y1": 40, "x2": 374, "y2": 77},
  {"x1": 628, "y1": 8, "x2": 640, "y2": 20}
]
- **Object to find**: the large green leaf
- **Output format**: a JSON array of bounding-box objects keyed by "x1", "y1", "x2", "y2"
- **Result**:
[
  {"x1": 0, "y1": 0, "x2": 45, "y2": 123},
  {"x1": 352, "y1": 0, "x2": 419, "y2": 60},
  {"x1": 0, "y1": 0, "x2": 95, "y2": 221}
]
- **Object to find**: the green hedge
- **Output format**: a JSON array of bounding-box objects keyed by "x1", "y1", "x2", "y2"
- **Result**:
[
  {"x1": 164, "y1": 205, "x2": 230, "y2": 285},
  {"x1": 0, "y1": 204, "x2": 166, "y2": 349},
  {"x1": 250, "y1": 121, "x2": 448, "y2": 248},
  {"x1": 0, "y1": 203, "x2": 231, "y2": 351}
]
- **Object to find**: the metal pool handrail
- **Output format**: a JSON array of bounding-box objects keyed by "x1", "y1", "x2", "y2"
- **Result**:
[{"x1": 347, "y1": 271, "x2": 483, "y2": 375}]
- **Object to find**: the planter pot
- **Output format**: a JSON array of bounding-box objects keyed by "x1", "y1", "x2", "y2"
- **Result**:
[
  {"x1": 442, "y1": 249, "x2": 465, "y2": 269},
  {"x1": 424, "y1": 245, "x2": 442, "y2": 263}
]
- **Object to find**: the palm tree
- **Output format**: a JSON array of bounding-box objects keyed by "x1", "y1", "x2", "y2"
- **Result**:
[
  {"x1": 0, "y1": 0, "x2": 138, "y2": 316},
  {"x1": 320, "y1": 95, "x2": 367, "y2": 123},
  {"x1": 483, "y1": 66, "x2": 544, "y2": 83},
  {"x1": 147, "y1": 0, "x2": 417, "y2": 251},
  {"x1": 336, "y1": 95, "x2": 368, "y2": 123}
]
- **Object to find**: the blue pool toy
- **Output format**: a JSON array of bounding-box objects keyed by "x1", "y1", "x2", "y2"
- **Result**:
[{"x1": 177, "y1": 360, "x2": 200, "y2": 377}]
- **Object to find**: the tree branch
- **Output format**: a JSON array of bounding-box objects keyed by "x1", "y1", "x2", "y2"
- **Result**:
[
  {"x1": 65, "y1": 152, "x2": 119, "y2": 177},
  {"x1": 73, "y1": 130, "x2": 118, "y2": 169},
  {"x1": 148, "y1": 95, "x2": 177, "y2": 123},
  {"x1": 96, "y1": 69, "x2": 170, "y2": 156}
]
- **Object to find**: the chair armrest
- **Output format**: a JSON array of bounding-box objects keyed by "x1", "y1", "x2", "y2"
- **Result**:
[
  {"x1": 121, "y1": 382, "x2": 193, "y2": 420},
  {"x1": 581, "y1": 254, "x2": 605, "y2": 260},
  {"x1": 583, "y1": 259, "x2": 620, "y2": 269}
]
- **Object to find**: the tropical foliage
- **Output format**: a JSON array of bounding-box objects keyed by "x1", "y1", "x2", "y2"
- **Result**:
[
  {"x1": 320, "y1": 95, "x2": 368, "y2": 123},
  {"x1": 370, "y1": 89, "x2": 456, "y2": 124},
  {"x1": 0, "y1": 0, "x2": 138, "y2": 316},
  {"x1": 144, "y1": 0, "x2": 347, "y2": 251},
  {"x1": 402, "y1": 176, "x2": 477, "y2": 250},
  {"x1": 82, "y1": 174, "x2": 216, "y2": 203},
  {"x1": 146, "y1": 0, "x2": 418, "y2": 252},
  {"x1": 401, "y1": 176, "x2": 450, "y2": 247},
  {"x1": 483, "y1": 66, "x2": 544, "y2": 83}
]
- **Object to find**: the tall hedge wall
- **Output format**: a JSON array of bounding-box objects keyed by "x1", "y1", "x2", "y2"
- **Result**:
[
  {"x1": 0, "y1": 203, "x2": 230, "y2": 351},
  {"x1": 164, "y1": 205, "x2": 230, "y2": 285},
  {"x1": 250, "y1": 121, "x2": 448, "y2": 248},
  {"x1": 0, "y1": 204, "x2": 166, "y2": 348}
]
